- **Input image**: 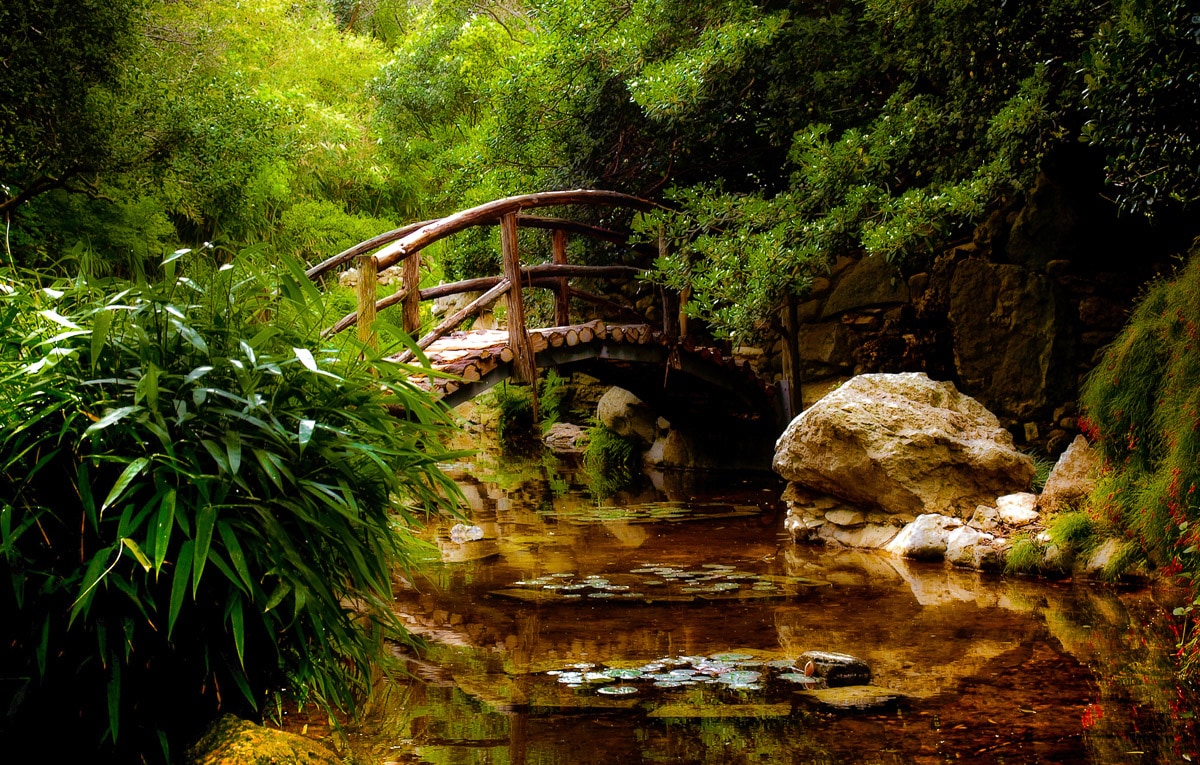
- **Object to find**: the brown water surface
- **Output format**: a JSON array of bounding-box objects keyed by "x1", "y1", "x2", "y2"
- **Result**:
[{"x1": 317, "y1": 451, "x2": 1200, "y2": 764}]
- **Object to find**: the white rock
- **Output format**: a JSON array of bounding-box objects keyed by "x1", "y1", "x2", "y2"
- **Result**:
[
  {"x1": 884, "y1": 513, "x2": 963, "y2": 560},
  {"x1": 597, "y1": 387, "x2": 658, "y2": 445},
  {"x1": 996, "y1": 493, "x2": 1039, "y2": 526},
  {"x1": 968, "y1": 505, "x2": 1000, "y2": 532},
  {"x1": 945, "y1": 525, "x2": 995, "y2": 567},
  {"x1": 815, "y1": 522, "x2": 900, "y2": 549}
]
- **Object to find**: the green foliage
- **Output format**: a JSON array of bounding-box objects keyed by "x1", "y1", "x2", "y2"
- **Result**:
[
  {"x1": 1081, "y1": 247, "x2": 1200, "y2": 673},
  {"x1": 1080, "y1": 0, "x2": 1200, "y2": 216},
  {"x1": 488, "y1": 372, "x2": 569, "y2": 447},
  {"x1": 0, "y1": 253, "x2": 461, "y2": 760},
  {"x1": 491, "y1": 382, "x2": 538, "y2": 445},
  {"x1": 276, "y1": 200, "x2": 398, "y2": 263},
  {"x1": 1030, "y1": 454, "x2": 1057, "y2": 494},
  {"x1": 538, "y1": 370, "x2": 569, "y2": 434},
  {"x1": 1047, "y1": 511, "x2": 1100, "y2": 556},
  {"x1": 582, "y1": 420, "x2": 638, "y2": 497},
  {"x1": 0, "y1": 0, "x2": 145, "y2": 213},
  {"x1": 1005, "y1": 536, "x2": 1047, "y2": 575}
]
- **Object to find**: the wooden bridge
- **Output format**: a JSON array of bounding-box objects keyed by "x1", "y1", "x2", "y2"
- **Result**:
[{"x1": 307, "y1": 190, "x2": 791, "y2": 436}]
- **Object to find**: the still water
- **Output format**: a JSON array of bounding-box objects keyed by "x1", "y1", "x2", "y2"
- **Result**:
[{"x1": 316, "y1": 449, "x2": 1199, "y2": 764}]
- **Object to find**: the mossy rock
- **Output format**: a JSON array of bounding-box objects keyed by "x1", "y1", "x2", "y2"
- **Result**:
[{"x1": 188, "y1": 715, "x2": 342, "y2": 765}]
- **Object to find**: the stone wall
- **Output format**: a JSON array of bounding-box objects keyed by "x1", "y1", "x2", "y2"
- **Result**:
[{"x1": 738, "y1": 172, "x2": 1171, "y2": 456}]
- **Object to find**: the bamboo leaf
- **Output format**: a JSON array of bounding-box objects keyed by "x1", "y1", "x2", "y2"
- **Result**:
[
  {"x1": 293, "y1": 347, "x2": 318, "y2": 373},
  {"x1": 217, "y1": 522, "x2": 255, "y2": 594},
  {"x1": 153, "y1": 489, "x2": 176, "y2": 574},
  {"x1": 200, "y1": 439, "x2": 230, "y2": 473},
  {"x1": 172, "y1": 318, "x2": 209, "y2": 354},
  {"x1": 263, "y1": 581, "x2": 291, "y2": 613},
  {"x1": 107, "y1": 652, "x2": 121, "y2": 744},
  {"x1": 38, "y1": 308, "x2": 80, "y2": 329},
  {"x1": 135, "y1": 363, "x2": 160, "y2": 408},
  {"x1": 121, "y1": 538, "x2": 152, "y2": 572},
  {"x1": 90, "y1": 309, "x2": 113, "y2": 371},
  {"x1": 184, "y1": 365, "x2": 214, "y2": 384},
  {"x1": 85, "y1": 406, "x2": 144, "y2": 436},
  {"x1": 193, "y1": 505, "x2": 218, "y2": 595},
  {"x1": 36, "y1": 617, "x2": 50, "y2": 677},
  {"x1": 230, "y1": 596, "x2": 246, "y2": 668},
  {"x1": 100, "y1": 457, "x2": 149, "y2": 515},
  {"x1": 253, "y1": 448, "x2": 282, "y2": 490},
  {"x1": 169, "y1": 540, "x2": 195, "y2": 637},
  {"x1": 298, "y1": 419, "x2": 315, "y2": 448},
  {"x1": 69, "y1": 545, "x2": 116, "y2": 627},
  {"x1": 225, "y1": 431, "x2": 242, "y2": 475},
  {"x1": 77, "y1": 461, "x2": 97, "y2": 531}
]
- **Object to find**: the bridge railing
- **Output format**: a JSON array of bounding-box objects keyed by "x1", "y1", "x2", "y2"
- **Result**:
[{"x1": 309, "y1": 190, "x2": 683, "y2": 386}]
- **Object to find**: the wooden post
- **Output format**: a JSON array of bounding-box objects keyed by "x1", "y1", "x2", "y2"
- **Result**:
[
  {"x1": 356, "y1": 253, "x2": 378, "y2": 352},
  {"x1": 500, "y1": 214, "x2": 539, "y2": 411},
  {"x1": 552, "y1": 228, "x2": 570, "y2": 326},
  {"x1": 659, "y1": 234, "x2": 680, "y2": 342},
  {"x1": 679, "y1": 286, "x2": 691, "y2": 338},
  {"x1": 402, "y1": 251, "x2": 421, "y2": 336},
  {"x1": 780, "y1": 293, "x2": 803, "y2": 420}
]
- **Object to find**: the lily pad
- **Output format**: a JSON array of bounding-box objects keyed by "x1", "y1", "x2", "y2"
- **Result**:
[{"x1": 597, "y1": 685, "x2": 639, "y2": 696}]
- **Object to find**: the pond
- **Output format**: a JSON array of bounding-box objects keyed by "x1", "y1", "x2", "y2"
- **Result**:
[{"x1": 307, "y1": 448, "x2": 1200, "y2": 764}]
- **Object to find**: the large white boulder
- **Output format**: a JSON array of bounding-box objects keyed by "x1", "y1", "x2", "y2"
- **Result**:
[{"x1": 773, "y1": 373, "x2": 1035, "y2": 517}]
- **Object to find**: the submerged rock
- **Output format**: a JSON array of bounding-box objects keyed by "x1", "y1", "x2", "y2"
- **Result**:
[
  {"x1": 773, "y1": 373, "x2": 1035, "y2": 517},
  {"x1": 188, "y1": 715, "x2": 341, "y2": 765}
]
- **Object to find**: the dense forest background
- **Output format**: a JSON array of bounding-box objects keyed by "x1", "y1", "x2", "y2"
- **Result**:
[
  {"x1": 4, "y1": 0, "x2": 1200, "y2": 761},
  {"x1": 5, "y1": 0, "x2": 1198, "y2": 324}
]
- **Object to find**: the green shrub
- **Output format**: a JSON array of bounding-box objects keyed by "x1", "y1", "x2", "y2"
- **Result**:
[
  {"x1": 1080, "y1": 247, "x2": 1200, "y2": 675},
  {"x1": 1005, "y1": 536, "x2": 1046, "y2": 575},
  {"x1": 1046, "y1": 511, "x2": 1099, "y2": 556},
  {"x1": 0, "y1": 254, "x2": 461, "y2": 761},
  {"x1": 490, "y1": 381, "x2": 537, "y2": 445},
  {"x1": 538, "y1": 370, "x2": 568, "y2": 434},
  {"x1": 582, "y1": 420, "x2": 638, "y2": 497}
]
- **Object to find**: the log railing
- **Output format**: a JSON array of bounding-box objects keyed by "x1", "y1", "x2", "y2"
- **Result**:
[{"x1": 313, "y1": 190, "x2": 682, "y2": 390}]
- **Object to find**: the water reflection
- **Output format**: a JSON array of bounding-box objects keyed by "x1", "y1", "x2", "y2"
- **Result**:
[{"x1": 325, "y1": 451, "x2": 1199, "y2": 764}]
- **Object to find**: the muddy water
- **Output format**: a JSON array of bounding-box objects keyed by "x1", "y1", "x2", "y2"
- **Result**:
[{"x1": 322, "y1": 451, "x2": 1199, "y2": 764}]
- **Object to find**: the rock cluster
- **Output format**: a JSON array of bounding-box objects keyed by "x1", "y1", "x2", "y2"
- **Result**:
[
  {"x1": 776, "y1": 373, "x2": 1110, "y2": 576},
  {"x1": 597, "y1": 386, "x2": 696, "y2": 469}
]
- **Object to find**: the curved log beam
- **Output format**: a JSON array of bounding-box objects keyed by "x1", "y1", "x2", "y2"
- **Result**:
[
  {"x1": 305, "y1": 218, "x2": 436, "y2": 280},
  {"x1": 374, "y1": 190, "x2": 664, "y2": 271}
]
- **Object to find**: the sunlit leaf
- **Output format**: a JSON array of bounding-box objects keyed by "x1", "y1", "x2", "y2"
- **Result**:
[{"x1": 101, "y1": 458, "x2": 149, "y2": 514}]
